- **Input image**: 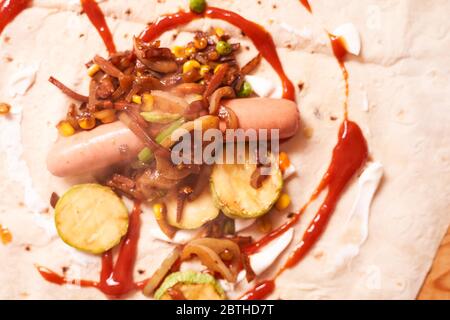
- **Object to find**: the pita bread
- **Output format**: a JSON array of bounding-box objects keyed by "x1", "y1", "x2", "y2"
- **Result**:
[{"x1": 0, "y1": 0, "x2": 448, "y2": 299}]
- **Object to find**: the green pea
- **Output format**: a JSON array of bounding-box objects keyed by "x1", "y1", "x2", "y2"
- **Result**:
[
  {"x1": 216, "y1": 41, "x2": 232, "y2": 56},
  {"x1": 237, "y1": 81, "x2": 253, "y2": 98},
  {"x1": 189, "y1": 0, "x2": 207, "y2": 14}
]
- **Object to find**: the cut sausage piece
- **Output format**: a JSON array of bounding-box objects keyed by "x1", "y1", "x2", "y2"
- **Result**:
[
  {"x1": 223, "y1": 98, "x2": 299, "y2": 140},
  {"x1": 47, "y1": 121, "x2": 144, "y2": 177},
  {"x1": 47, "y1": 98, "x2": 299, "y2": 177}
]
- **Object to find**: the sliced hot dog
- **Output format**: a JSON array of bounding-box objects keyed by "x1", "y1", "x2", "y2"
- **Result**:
[
  {"x1": 47, "y1": 121, "x2": 144, "y2": 177},
  {"x1": 223, "y1": 98, "x2": 299, "y2": 139},
  {"x1": 47, "y1": 98, "x2": 299, "y2": 177}
]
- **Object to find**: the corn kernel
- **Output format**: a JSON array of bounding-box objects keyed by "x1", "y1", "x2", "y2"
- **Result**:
[
  {"x1": 279, "y1": 152, "x2": 291, "y2": 172},
  {"x1": 94, "y1": 109, "x2": 116, "y2": 124},
  {"x1": 78, "y1": 116, "x2": 96, "y2": 130},
  {"x1": 132, "y1": 94, "x2": 142, "y2": 105},
  {"x1": 303, "y1": 126, "x2": 314, "y2": 139},
  {"x1": 214, "y1": 64, "x2": 224, "y2": 74},
  {"x1": 57, "y1": 120, "x2": 75, "y2": 137},
  {"x1": 257, "y1": 217, "x2": 272, "y2": 233},
  {"x1": 0, "y1": 102, "x2": 11, "y2": 115},
  {"x1": 199, "y1": 65, "x2": 210, "y2": 77},
  {"x1": 172, "y1": 46, "x2": 186, "y2": 58},
  {"x1": 194, "y1": 37, "x2": 208, "y2": 50},
  {"x1": 185, "y1": 46, "x2": 196, "y2": 57},
  {"x1": 141, "y1": 93, "x2": 154, "y2": 111},
  {"x1": 87, "y1": 63, "x2": 100, "y2": 77},
  {"x1": 183, "y1": 60, "x2": 201, "y2": 74},
  {"x1": 276, "y1": 193, "x2": 291, "y2": 211},
  {"x1": 215, "y1": 27, "x2": 225, "y2": 37},
  {"x1": 153, "y1": 203, "x2": 164, "y2": 220},
  {"x1": 0, "y1": 225, "x2": 12, "y2": 245}
]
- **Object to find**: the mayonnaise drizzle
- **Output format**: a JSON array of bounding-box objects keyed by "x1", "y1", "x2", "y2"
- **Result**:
[
  {"x1": 8, "y1": 64, "x2": 38, "y2": 97},
  {"x1": 0, "y1": 103, "x2": 55, "y2": 239},
  {"x1": 333, "y1": 162, "x2": 383, "y2": 269}
]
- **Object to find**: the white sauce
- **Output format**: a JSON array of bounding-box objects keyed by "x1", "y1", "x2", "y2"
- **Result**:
[
  {"x1": 362, "y1": 90, "x2": 370, "y2": 112},
  {"x1": 245, "y1": 75, "x2": 276, "y2": 98},
  {"x1": 149, "y1": 227, "x2": 198, "y2": 244},
  {"x1": 283, "y1": 163, "x2": 297, "y2": 180},
  {"x1": 235, "y1": 219, "x2": 256, "y2": 232},
  {"x1": 332, "y1": 23, "x2": 361, "y2": 56},
  {"x1": 0, "y1": 103, "x2": 56, "y2": 239},
  {"x1": 270, "y1": 85, "x2": 283, "y2": 99},
  {"x1": 249, "y1": 228, "x2": 294, "y2": 276},
  {"x1": 179, "y1": 259, "x2": 206, "y2": 273},
  {"x1": 333, "y1": 162, "x2": 383, "y2": 268},
  {"x1": 279, "y1": 22, "x2": 313, "y2": 40},
  {"x1": 8, "y1": 64, "x2": 38, "y2": 97}
]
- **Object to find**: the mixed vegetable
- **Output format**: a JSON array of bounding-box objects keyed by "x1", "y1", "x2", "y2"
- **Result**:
[{"x1": 51, "y1": 23, "x2": 294, "y2": 299}]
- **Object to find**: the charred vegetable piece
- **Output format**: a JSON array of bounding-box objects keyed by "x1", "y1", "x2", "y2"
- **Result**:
[
  {"x1": 54, "y1": 184, "x2": 129, "y2": 254},
  {"x1": 181, "y1": 238, "x2": 241, "y2": 282},
  {"x1": 138, "y1": 118, "x2": 185, "y2": 163},
  {"x1": 140, "y1": 111, "x2": 182, "y2": 124},
  {"x1": 138, "y1": 147, "x2": 153, "y2": 163},
  {"x1": 189, "y1": 0, "x2": 207, "y2": 14},
  {"x1": 155, "y1": 271, "x2": 225, "y2": 300},
  {"x1": 143, "y1": 247, "x2": 181, "y2": 297},
  {"x1": 210, "y1": 152, "x2": 283, "y2": 219},
  {"x1": 164, "y1": 187, "x2": 219, "y2": 230}
]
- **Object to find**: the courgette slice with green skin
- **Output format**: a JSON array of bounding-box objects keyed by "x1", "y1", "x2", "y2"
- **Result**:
[
  {"x1": 164, "y1": 187, "x2": 220, "y2": 230},
  {"x1": 55, "y1": 184, "x2": 129, "y2": 254},
  {"x1": 210, "y1": 152, "x2": 283, "y2": 219},
  {"x1": 155, "y1": 271, "x2": 226, "y2": 300}
]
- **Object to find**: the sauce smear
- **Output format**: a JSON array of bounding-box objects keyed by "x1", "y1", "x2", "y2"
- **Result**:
[
  {"x1": 283, "y1": 120, "x2": 367, "y2": 269},
  {"x1": 244, "y1": 120, "x2": 367, "y2": 262},
  {"x1": 140, "y1": 7, "x2": 295, "y2": 101},
  {"x1": 242, "y1": 122, "x2": 367, "y2": 300},
  {"x1": 329, "y1": 34, "x2": 350, "y2": 117},
  {"x1": 239, "y1": 280, "x2": 276, "y2": 300},
  {"x1": 38, "y1": 202, "x2": 145, "y2": 296},
  {"x1": 81, "y1": 0, "x2": 116, "y2": 54},
  {"x1": 299, "y1": 0, "x2": 312, "y2": 13},
  {"x1": 241, "y1": 9, "x2": 367, "y2": 300},
  {"x1": 0, "y1": 0, "x2": 31, "y2": 35}
]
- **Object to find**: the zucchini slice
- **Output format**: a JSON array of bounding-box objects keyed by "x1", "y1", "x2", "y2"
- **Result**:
[
  {"x1": 55, "y1": 184, "x2": 129, "y2": 254},
  {"x1": 163, "y1": 187, "x2": 219, "y2": 230},
  {"x1": 210, "y1": 152, "x2": 283, "y2": 219},
  {"x1": 155, "y1": 271, "x2": 225, "y2": 300}
]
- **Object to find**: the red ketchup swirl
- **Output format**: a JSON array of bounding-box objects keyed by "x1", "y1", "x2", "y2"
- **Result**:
[
  {"x1": 299, "y1": 0, "x2": 312, "y2": 13},
  {"x1": 241, "y1": 11, "x2": 368, "y2": 300},
  {"x1": 0, "y1": 0, "x2": 31, "y2": 35},
  {"x1": 81, "y1": 0, "x2": 116, "y2": 54}
]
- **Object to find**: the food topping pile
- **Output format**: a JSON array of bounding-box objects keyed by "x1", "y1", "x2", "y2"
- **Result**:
[{"x1": 50, "y1": 24, "x2": 294, "y2": 300}]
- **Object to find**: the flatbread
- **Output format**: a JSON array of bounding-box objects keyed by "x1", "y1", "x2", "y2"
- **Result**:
[{"x1": 0, "y1": 0, "x2": 449, "y2": 299}]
